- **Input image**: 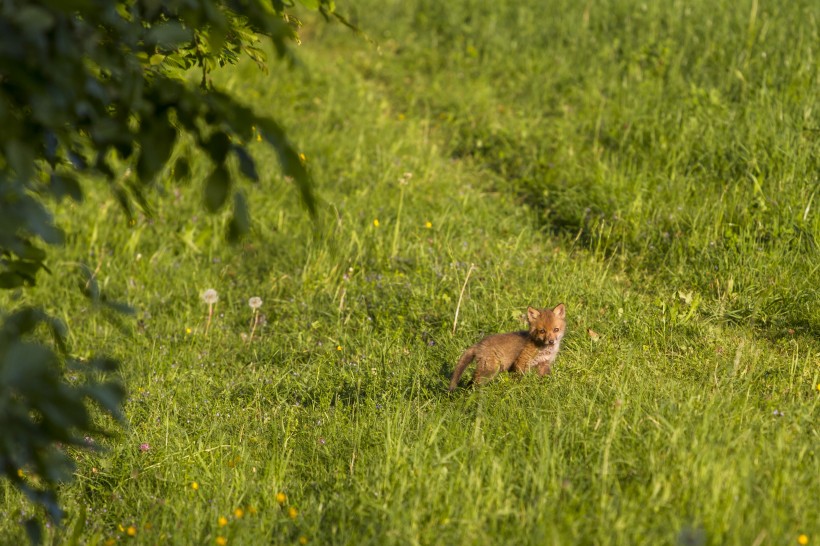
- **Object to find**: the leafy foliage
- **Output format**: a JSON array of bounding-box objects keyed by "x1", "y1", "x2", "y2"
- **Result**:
[{"x1": 0, "y1": 0, "x2": 338, "y2": 540}]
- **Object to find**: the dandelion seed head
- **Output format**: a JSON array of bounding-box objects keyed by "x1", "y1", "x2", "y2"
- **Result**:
[
  {"x1": 202, "y1": 289, "x2": 219, "y2": 304},
  {"x1": 248, "y1": 297, "x2": 263, "y2": 309}
]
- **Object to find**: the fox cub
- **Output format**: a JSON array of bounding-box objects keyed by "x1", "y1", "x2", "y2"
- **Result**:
[{"x1": 448, "y1": 304, "x2": 566, "y2": 391}]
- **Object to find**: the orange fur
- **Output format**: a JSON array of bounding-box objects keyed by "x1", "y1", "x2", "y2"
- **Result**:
[{"x1": 449, "y1": 304, "x2": 566, "y2": 390}]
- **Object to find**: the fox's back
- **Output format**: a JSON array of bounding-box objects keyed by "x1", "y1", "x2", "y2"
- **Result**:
[{"x1": 474, "y1": 331, "x2": 530, "y2": 364}]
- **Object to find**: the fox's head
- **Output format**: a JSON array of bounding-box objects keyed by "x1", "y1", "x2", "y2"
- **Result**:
[{"x1": 527, "y1": 304, "x2": 566, "y2": 346}]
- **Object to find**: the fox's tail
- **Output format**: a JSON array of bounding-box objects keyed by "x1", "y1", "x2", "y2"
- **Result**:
[{"x1": 449, "y1": 346, "x2": 477, "y2": 391}]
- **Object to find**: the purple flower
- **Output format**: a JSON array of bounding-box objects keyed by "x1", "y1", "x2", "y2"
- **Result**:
[{"x1": 139, "y1": 443, "x2": 150, "y2": 452}]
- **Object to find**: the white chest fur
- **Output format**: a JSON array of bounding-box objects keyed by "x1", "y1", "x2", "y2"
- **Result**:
[{"x1": 527, "y1": 340, "x2": 560, "y2": 370}]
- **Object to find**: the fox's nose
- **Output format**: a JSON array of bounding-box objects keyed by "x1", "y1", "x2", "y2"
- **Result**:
[{"x1": 547, "y1": 339, "x2": 555, "y2": 345}]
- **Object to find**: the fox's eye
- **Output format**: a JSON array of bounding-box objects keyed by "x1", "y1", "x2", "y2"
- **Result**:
[
  {"x1": 539, "y1": 329, "x2": 545, "y2": 334},
  {"x1": 553, "y1": 327, "x2": 559, "y2": 332}
]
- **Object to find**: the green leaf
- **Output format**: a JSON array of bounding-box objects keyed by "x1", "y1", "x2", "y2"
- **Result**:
[
  {"x1": 24, "y1": 518, "x2": 43, "y2": 546},
  {"x1": 84, "y1": 382, "x2": 126, "y2": 422},
  {"x1": 6, "y1": 139, "x2": 36, "y2": 181},
  {"x1": 0, "y1": 272, "x2": 26, "y2": 289},
  {"x1": 20, "y1": 198, "x2": 63, "y2": 245},
  {"x1": 204, "y1": 165, "x2": 231, "y2": 212},
  {"x1": 204, "y1": 132, "x2": 231, "y2": 165},
  {"x1": 13, "y1": 6, "x2": 55, "y2": 33},
  {"x1": 49, "y1": 174, "x2": 84, "y2": 202},
  {"x1": 1, "y1": 342, "x2": 53, "y2": 390},
  {"x1": 145, "y1": 21, "x2": 193, "y2": 48},
  {"x1": 255, "y1": 118, "x2": 316, "y2": 215},
  {"x1": 136, "y1": 116, "x2": 177, "y2": 183},
  {"x1": 102, "y1": 299, "x2": 136, "y2": 315},
  {"x1": 87, "y1": 357, "x2": 119, "y2": 372},
  {"x1": 227, "y1": 191, "x2": 250, "y2": 242},
  {"x1": 173, "y1": 156, "x2": 190, "y2": 182},
  {"x1": 233, "y1": 145, "x2": 258, "y2": 182}
]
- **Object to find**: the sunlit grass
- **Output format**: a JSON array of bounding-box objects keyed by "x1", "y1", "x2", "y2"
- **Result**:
[{"x1": 1, "y1": 0, "x2": 818, "y2": 544}]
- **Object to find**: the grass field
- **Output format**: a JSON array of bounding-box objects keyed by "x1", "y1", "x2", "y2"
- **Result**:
[{"x1": 1, "y1": 0, "x2": 819, "y2": 544}]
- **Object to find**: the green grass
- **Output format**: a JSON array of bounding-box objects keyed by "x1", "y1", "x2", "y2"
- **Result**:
[{"x1": 2, "y1": 0, "x2": 819, "y2": 544}]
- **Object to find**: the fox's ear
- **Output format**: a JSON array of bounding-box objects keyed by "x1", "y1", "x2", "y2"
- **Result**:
[
  {"x1": 527, "y1": 306, "x2": 541, "y2": 322},
  {"x1": 552, "y1": 303, "x2": 566, "y2": 318}
]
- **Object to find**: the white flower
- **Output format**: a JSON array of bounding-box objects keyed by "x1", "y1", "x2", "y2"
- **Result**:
[
  {"x1": 201, "y1": 289, "x2": 219, "y2": 304},
  {"x1": 398, "y1": 171, "x2": 413, "y2": 186},
  {"x1": 248, "y1": 297, "x2": 262, "y2": 309}
]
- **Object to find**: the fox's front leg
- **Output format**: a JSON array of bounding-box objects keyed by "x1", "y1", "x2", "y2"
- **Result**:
[
  {"x1": 511, "y1": 347, "x2": 535, "y2": 374},
  {"x1": 536, "y1": 361, "x2": 553, "y2": 376}
]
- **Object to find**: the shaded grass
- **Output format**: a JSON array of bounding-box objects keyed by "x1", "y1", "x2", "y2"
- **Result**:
[{"x1": 1, "y1": 0, "x2": 818, "y2": 544}]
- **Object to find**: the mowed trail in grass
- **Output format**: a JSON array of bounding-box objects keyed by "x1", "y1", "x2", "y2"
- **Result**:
[{"x1": 1, "y1": 0, "x2": 818, "y2": 544}]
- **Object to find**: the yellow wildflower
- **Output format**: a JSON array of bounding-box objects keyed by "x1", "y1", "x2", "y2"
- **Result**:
[
  {"x1": 191, "y1": 481, "x2": 199, "y2": 490},
  {"x1": 216, "y1": 537, "x2": 228, "y2": 546},
  {"x1": 424, "y1": 221, "x2": 432, "y2": 229},
  {"x1": 186, "y1": 327, "x2": 192, "y2": 335},
  {"x1": 288, "y1": 506, "x2": 298, "y2": 519},
  {"x1": 798, "y1": 535, "x2": 809, "y2": 545},
  {"x1": 234, "y1": 507, "x2": 244, "y2": 519},
  {"x1": 299, "y1": 537, "x2": 309, "y2": 545},
  {"x1": 126, "y1": 526, "x2": 137, "y2": 537},
  {"x1": 276, "y1": 492, "x2": 287, "y2": 505},
  {"x1": 218, "y1": 516, "x2": 228, "y2": 527},
  {"x1": 373, "y1": 219, "x2": 380, "y2": 227},
  {"x1": 336, "y1": 345, "x2": 343, "y2": 351}
]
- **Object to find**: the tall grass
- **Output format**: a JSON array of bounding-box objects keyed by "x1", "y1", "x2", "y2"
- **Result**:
[{"x1": 1, "y1": 0, "x2": 817, "y2": 544}]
